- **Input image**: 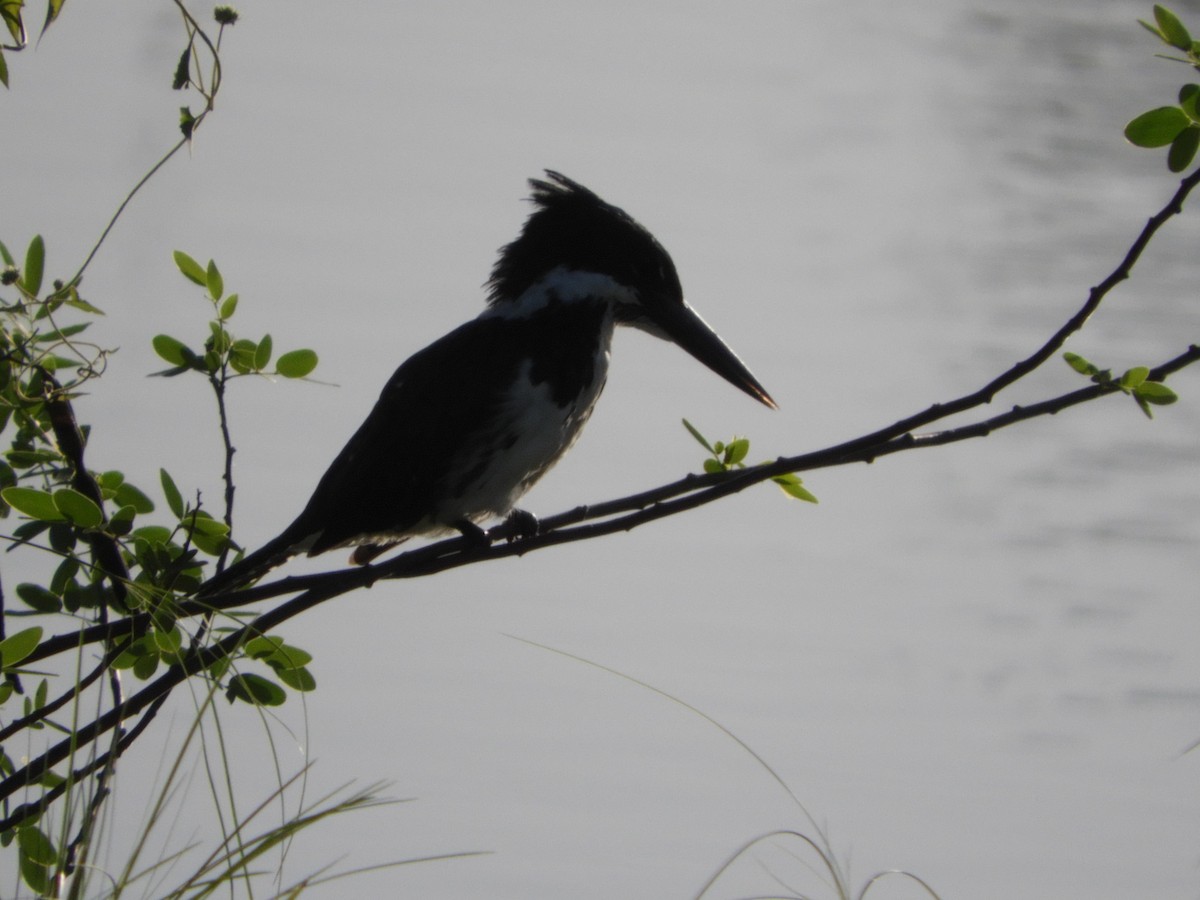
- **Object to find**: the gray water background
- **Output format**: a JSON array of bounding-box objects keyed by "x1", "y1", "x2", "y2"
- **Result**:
[{"x1": 4, "y1": 2, "x2": 1200, "y2": 897}]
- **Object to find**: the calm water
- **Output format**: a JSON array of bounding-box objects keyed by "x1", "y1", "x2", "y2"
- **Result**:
[{"x1": 5, "y1": 2, "x2": 1200, "y2": 898}]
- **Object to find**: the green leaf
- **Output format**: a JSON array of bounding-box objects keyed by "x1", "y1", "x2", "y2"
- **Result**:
[
  {"x1": 1125, "y1": 106, "x2": 1190, "y2": 147},
  {"x1": 1119, "y1": 366, "x2": 1150, "y2": 390},
  {"x1": 15, "y1": 583, "x2": 61, "y2": 613},
  {"x1": 0, "y1": 626, "x2": 43, "y2": 669},
  {"x1": 112, "y1": 637, "x2": 153, "y2": 669},
  {"x1": 152, "y1": 627, "x2": 183, "y2": 654},
  {"x1": 275, "y1": 348, "x2": 318, "y2": 378},
  {"x1": 132, "y1": 652, "x2": 159, "y2": 680},
  {"x1": 206, "y1": 259, "x2": 223, "y2": 301},
  {"x1": 160, "y1": 468, "x2": 185, "y2": 519},
  {"x1": 1135, "y1": 381, "x2": 1178, "y2": 405},
  {"x1": 227, "y1": 673, "x2": 287, "y2": 706},
  {"x1": 0, "y1": 0, "x2": 22, "y2": 44},
  {"x1": 98, "y1": 469, "x2": 127, "y2": 493},
  {"x1": 42, "y1": 0, "x2": 65, "y2": 35},
  {"x1": 115, "y1": 481, "x2": 155, "y2": 514},
  {"x1": 276, "y1": 666, "x2": 317, "y2": 692},
  {"x1": 682, "y1": 419, "x2": 716, "y2": 454},
  {"x1": 172, "y1": 45, "x2": 190, "y2": 90},
  {"x1": 1168, "y1": 124, "x2": 1200, "y2": 172},
  {"x1": 37, "y1": 322, "x2": 91, "y2": 341},
  {"x1": 1138, "y1": 17, "x2": 1163, "y2": 39},
  {"x1": 1154, "y1": 4, "x2": 1192, "y2": 50},
  {"x1": 179, "y1": 105, "x2": 197, "y2": 139},
  {"x1": 244, "y1": 635, "x2": 284, "y2": 658},
  {"x1": 50, "y1": 557, "x2": 79, "y2": 595},
  {"x1": 174, "y1": 250, "x2": 207, "y2": 286},
  {"x1": 229, "y1": 339, "x2": 257, "y2": 374},
  {"x1": 131, "y1": 524, "x2": 173, "y2": 544},
  {"x1": 184, "y1": 513, "x2": 230, "y2": 555},
  {"x1": 0, "y1": 239, "x2": 13, "y2": 266},
  {"x1": 207, "y1": 321, "x2": 231, "y2": 355},
  {"x1": 109, "y1": 504, "x2": 137, "y2": 535},
  {"x1": 65, "y1": 293, "x2": 104, "y2": 315},
  {"x1": 187, "y1": 514, "x2": 229, "y2": 538},
  {"x1": 6, "y1": 449, "x2": 64, "y2": 469},
  {"x1": 188, "y1": 528, "x2": 228, "y2": 557},
  {"x1": 725, "y1": 438, "x2": 750, "y2": 466},
  {"x1": 17, "y1": 826, "x2": 55, "y2": 866},
  {"x1": 0, "y1": 47, "x2": 8, "y2": 90},
  {"x1": 1179, "y1": 84, "x2": 1200, "y2": 120},
  {"x1": 1063, "y1": 352, "x2": 1098, "y2": 376},
  {"x1": 19, "y1": 855, "x2": 50, "y2": 896},
  {"x1": 254, "y1": 333, "x2": 273, "y2": 370},
  {"x1": 152, "y1": 334, "x2": 192, "y2": 367},
  {"x1": 219, "y1": 293, "x2": 238, "y2": 320},
  {"x1": 702, "y1": 458, "x2": 725, "y2": 474},
  {"x1": 53, "y1": 488, "x2": 103, "y2": 528},
  {"x1": 207, "y1": 656, "x2": 231, "y2": 681},
  {"x1": 246, "y1": 636, "x2": 313, "y2": 669},
  {"x1": 271, "y1": 648, "x2": 309, "y2": 672},
  {"x1": 2, "y1": 487, "x2": 67, "y2": 522},
  {"x1": 48, "y1": 522, "x2": 75, "y2": 553},
  {"x1": 772, "y1": 473, "x2": 819, "y2": 503},
  {"x1": 21, "y1": 235, "x2": 44, "y2": 296}
]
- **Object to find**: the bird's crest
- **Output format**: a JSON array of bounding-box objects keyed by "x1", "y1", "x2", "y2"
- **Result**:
[{"x1": 486, "y1": 170, "x2": 677, "y2": 307}]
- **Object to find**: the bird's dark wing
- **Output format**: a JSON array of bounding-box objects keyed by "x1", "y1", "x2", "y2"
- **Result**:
[
  {"x1": 196, "y1": 298, "x2": 611, "y2": 596},
  {"x1": 286, "y1": 316, "x2": 528, "y2": 554},
  {"x1": 196, "y1": 318, "x2": 522, "y2": 596}
]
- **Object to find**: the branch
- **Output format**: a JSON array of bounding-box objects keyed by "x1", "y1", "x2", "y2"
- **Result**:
[
  {"x1": 6, "y1": 155, "x2": 1200, "y2": 828},
  {"x1": 18, "y1": 342, "x2": 1200, "y2": 674},
  {"x1": 10, "y1": 340, "x2": 1195, "y2": 815}
]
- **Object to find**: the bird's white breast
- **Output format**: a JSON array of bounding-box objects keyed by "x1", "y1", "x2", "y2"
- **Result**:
[{"x1": 433, "y1": 316, "x2": 614, "y2": 526}]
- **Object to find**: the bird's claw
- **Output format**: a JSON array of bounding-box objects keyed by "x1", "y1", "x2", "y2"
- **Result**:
[
  {"x1": 454, "y1": 520, "x2": 491, "y2": 548},
  {"x1": 501, "y1": 509, "x2": 540, "y2": 542}
]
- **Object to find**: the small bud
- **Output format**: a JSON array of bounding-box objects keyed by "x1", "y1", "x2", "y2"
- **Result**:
[
  {"x1": 214, "y1": 6, "x2": 239, "y2": 25},
  {"x1": 1, "y1": 266, "x2": 18, "y2": 285}
]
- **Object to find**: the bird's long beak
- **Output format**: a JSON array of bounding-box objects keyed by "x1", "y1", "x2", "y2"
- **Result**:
[{"x1": 650, "y1": 300, "x2": 777, "y2": 409}]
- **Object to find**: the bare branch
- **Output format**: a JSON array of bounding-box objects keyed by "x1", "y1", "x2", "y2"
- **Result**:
[{"x1": 6, "y1": 146, "x2": 1200, "y2": 831}]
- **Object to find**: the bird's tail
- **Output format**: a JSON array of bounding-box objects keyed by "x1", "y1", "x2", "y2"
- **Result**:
[{"x1": 192, "y1": 532, "x2": 299, "y2": 600}]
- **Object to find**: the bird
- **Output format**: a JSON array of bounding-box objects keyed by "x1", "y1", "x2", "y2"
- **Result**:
[{"x1": 197, "y1": 171, "x2": 775, "y2": 595}]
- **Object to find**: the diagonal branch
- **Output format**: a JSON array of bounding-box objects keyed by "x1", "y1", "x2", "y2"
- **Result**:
[
  {"x1": 8, "y1": 341, "x2": 1196, "y2": 814},
  {"x1": 6, "y1": 163, "x2": 1200, "y2": 824}
]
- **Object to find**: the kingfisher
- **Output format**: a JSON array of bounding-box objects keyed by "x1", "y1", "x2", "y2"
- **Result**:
[{"x1": 199, "y1": 171, "x2": 775, "y2": 594}]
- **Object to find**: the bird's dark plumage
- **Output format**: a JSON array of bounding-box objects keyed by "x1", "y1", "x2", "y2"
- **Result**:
[{"x1": 197, "y1": 171, "x2": 774, "y2": 596}]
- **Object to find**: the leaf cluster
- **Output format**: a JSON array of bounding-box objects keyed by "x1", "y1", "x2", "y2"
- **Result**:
[
  {"x1": 1063, "y1": 351, "x2": 1178, "y2": 418},
  {"x1": 0, "y1": 238, "x2": 321, "y2": 892},
  {"x1": 0, "y1": 7, "x2": 340, "y2": 896},
  {"x1": 683, "y1": 418, "x2": 817, "y2": 503},
  {"x1": 1125, "y1": 6, "x2": 1200, "y2": 170},
  {"x1": 0, "y1": 0, "x2": 65, "y2": 88},
  {"x1": 172, "y1": 4, "x2": 238, "y2": 139},
  {"x1": 152, "y1": 251, "x2": 318, "y2": 380}
]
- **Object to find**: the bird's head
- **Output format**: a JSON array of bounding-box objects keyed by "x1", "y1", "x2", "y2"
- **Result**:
[{"x1": 488, "y1": 171, "x2": 777, "y2": 409}]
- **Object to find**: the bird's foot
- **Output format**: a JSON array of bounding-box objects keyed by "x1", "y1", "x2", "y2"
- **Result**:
[
  {"x1": 501, "y1": 508, "x2": 540, "y2": 542},
  {"x1": 455, "y1": 511, "x2": 539, "y2": 548},
  {"x1": 453, "y1": 519, "x2": 492, "y2": 548}
]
